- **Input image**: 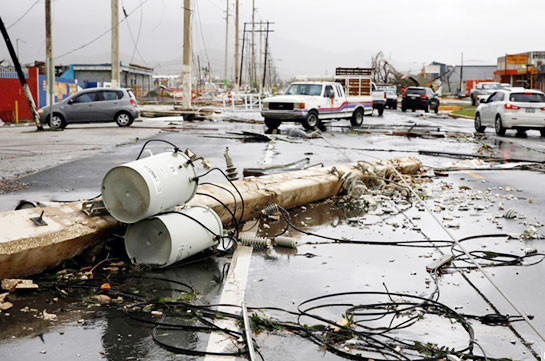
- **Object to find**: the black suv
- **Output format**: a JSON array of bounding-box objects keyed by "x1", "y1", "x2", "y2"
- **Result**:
[{"x1": 401, "y1": 87, "x2": 439, "y2": 113}]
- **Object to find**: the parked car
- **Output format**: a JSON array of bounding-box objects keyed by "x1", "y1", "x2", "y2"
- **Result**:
[
  {"x1": 401, "y1": 87, "x2": 439, "y2": 113},
  {"x1": 475, "y1": 89, "x2": 545, "y2": 136},
  {"x1": 470, "y1": 82, "x2": 502, "y2": 106},
  {"x1": 39, "y1": 88, "x2": 139, "y2": 129}
]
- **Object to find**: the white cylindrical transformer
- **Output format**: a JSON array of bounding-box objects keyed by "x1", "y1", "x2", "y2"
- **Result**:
[
  {"x1": 124, "y1": 206, "x2": 223, "y2": 267},
  {"x1": 102, "y1": 151, "x2": 197, "y2": 224}
]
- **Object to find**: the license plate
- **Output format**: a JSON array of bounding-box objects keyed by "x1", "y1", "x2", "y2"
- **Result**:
[
  {"x1": 526, "y1": 108, "x2": 535, "y2": 113},
  {"x1": 410, "y1": 96, "x2": 417, "y2": 99}
]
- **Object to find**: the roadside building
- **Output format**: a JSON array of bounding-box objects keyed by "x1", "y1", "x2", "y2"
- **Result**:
[
  {"x1": 424, "y1": 61, "x2": 496, "y2": 94},
  {"x1": 0, "y1": 66, "x2": 77, "y2": 123},
  {"x1": 448, "y1": 65, "x2": 496, "y2": 95},
  {"x1": 59, "y1": 62, "x2": 153, "y2": 92},
  {"x1": 494, "y1": 51, "x2": 545, "y2": 90}
]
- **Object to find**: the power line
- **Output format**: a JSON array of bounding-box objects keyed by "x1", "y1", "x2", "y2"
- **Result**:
[
  {"x1": 122, "y1": 0, "x2": 146, "y2": 64},
  {"x1": 55, "y1": 0, "x2": 150, "y2": 60},
  {"x1": 7, "y1": 0, "x2": 41, "y2": 29}
]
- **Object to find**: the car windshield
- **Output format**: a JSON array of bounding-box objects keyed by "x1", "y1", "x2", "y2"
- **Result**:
[
  {"x1": 286, "y1": 84, "x2": 323, "y2": 96},
  {"x1": 509, "y1": 93, "x2": 545, "y2": 103},
  {"x1": 406, "y1": 88, "x2": 425, "y2": 95},
  {"x1": 482, "y1": 84, "x2": 501, "y2": 90}
]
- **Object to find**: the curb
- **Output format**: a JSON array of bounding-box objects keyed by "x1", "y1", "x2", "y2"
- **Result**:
[{"x1": 448, "y1": 113, "x2": 474, "y2": 120}]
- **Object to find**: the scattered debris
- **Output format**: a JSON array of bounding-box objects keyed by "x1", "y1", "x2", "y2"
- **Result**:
[
  {"x1": 93, "y1": 295, "x2": 111, "y2": 305},
  {"x1": 1, "y1": 279, "x2": 39, "y2": 291}
]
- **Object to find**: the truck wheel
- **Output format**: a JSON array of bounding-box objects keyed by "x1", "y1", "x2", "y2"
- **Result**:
[
  {"x1": 540, "y1": 129, "x2": 545, "y2": 137},
  {"x1": 302, "y1": 111, "x2": 320, "y2": 130},
  {"x1": 350, "y1": 108, "x2": 364, "y2": 127},
  {"x1": 377, "y1": 105, "x2": 384, "y2": 116},
  {"x1": 495, "y1": 115, "x2": 506, "y2": 136},
  {"x1": 264, "y1": 118, "x2": 281, "y2": 130}
]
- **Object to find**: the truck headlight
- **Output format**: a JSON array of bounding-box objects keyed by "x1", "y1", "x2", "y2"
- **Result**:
[{"x1": 294, "y1": 103, "x2": 305, "y2": 109}]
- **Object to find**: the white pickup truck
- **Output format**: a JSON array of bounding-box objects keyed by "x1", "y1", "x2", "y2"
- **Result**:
[{"x1": 262, "y1": 67, "x2": 384, "y2": 130}]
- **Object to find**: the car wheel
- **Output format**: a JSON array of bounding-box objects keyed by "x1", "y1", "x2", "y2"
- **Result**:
[
  {"x1": 301, "y1": 111, "x2": 320, "y2": 130},
  {"x1": 434, "y1": 103, "x2": 439, "y2": 114},
  {"x1": 115, "y1": 112, "x2": 133, "y2": 127},
  {"x1": 401, "y1": 106, "x2": 406, "y2": 112},
  {"x1": 540, "y1": 129, "x2": 545, "y2": 137},
  {"x1": 474, "y1": 113, "x2": 485, "y2": 133},
  {"x1": 424, "y1": 104, "x2": 429, "y2": 113},
  {"x1": 264, "y1": 118, "x2": 281, "y2": 130},
  {"x1": 350, "y1": 108, "x2": 364, "y2": 127},
  {"x1": 495, "y1": 115, "x2": 506, "y2": 136},
  {"x1": 377, "y1": 105, "x2": 384, "y2": 116},
  {"x1": 412, "y1": 108, "x2": 416, "y2": 112},
  {"x1": 49, "y1": 113, "x2": 66, "y2": 130},
  {"x1": 393, "y1": 102, "x2": 397, "y2": 110}
]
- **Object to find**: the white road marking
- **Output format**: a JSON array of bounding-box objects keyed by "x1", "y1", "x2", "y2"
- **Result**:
[
  {"x1": 204, "y1": 245, "x2": 253, "y2": 360},
  {"x1": 205, "y1": 140, "x2": 276, "y2": 358}
]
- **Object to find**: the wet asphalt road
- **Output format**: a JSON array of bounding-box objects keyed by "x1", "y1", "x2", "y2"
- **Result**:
[{"x1": 1, "y1": 108, "x2": 545, "y2": 361}]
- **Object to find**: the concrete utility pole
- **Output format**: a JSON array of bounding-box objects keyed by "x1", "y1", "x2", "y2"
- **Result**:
[
  {"x1": 182, "y1": 0, "x2": 192, "y2": 108},
  {"x1": 0, "y1": 16, "x2": 42, "y2": 129},
  {"x1": 234, "y1": 0, "x2": 239, "y2": 92},
  {"x1": 251, "y1": 0, "x2": 255, "y2": 88},
  {"x1": 111, "y1": 0, "x2": 120, "y2": 88},
  {"x1": 45, "y1": 0, "x2": 54, "y2": 118},
  {"x1": 262, "y1": 21, "x2": 269, "y2": 90},
  {"x1": 223, "y1": 0, "x2": 229, "y2": 87}
]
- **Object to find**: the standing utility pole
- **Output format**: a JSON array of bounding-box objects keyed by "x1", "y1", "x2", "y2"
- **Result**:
[
  {"x1": 262, "y1": 21, "x2": 270, "y2": 91},
  {"x1": 459, "y1": 52, "x2": 463, "y2": 94},
  {"x1": 223, "y1": 0, "x2": 229, "y2": 87},
  {"x1": 45, "y1": 0, "x2": 54, "y2": 120},
  {"x1": 182, "y1": 0, "x2": 192, "y2": 108},
  {"x1": 250, "y1": 0, "x2": 255, "y2": 88},
  {"x1": 111, "y1": 0, "x2": 120, "y2": 88},
  {"x1": 0, "y1": 16, "x2": 42, "y2": 129},
  {"x1": 239, "y1": 22, "x2": 246, "y2": 88},
  {"x1": 234, "y1": 0, "x2": 239, "y2": 92}
]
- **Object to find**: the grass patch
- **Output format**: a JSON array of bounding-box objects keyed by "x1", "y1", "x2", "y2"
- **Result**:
[{"x1": 451, "y1": 106, "x2": 476, "y2": 118}]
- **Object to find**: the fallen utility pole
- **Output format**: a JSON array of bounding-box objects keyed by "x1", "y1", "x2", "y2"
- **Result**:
[
  {"x1": 0, "y1": 157, "x2": 421, "y2": 278},
  {"x1": 0, "y1": 16, "x2": 43, "y2": 130}
]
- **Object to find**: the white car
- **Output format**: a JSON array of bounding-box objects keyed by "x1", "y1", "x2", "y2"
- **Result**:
[{"x1": 475, "y1": 89, "x2": 545, "y2": 136}]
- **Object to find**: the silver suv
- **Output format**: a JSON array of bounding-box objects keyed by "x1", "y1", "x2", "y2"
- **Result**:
[{"x1": 39, "y1": 88, "x2": 140, "y2": 129}]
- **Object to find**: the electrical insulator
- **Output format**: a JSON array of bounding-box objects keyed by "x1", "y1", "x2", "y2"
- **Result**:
[
  {"x1": 262, "y1": 203, "x2": 281, "y2": 216},
  {"x1": 239, "y1": 235, "x2": 272, "y2": 248},
  {"x1": 224, "y1": 147, "x2": 239, "y2": 181},
  {"x1": 273, "y1": 236, "x2": 298, "y2": 249}
]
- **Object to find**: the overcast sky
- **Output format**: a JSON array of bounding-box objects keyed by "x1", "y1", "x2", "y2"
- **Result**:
[{"x1": 1, "y1": 0, "x2": 544, "y2": 79}]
